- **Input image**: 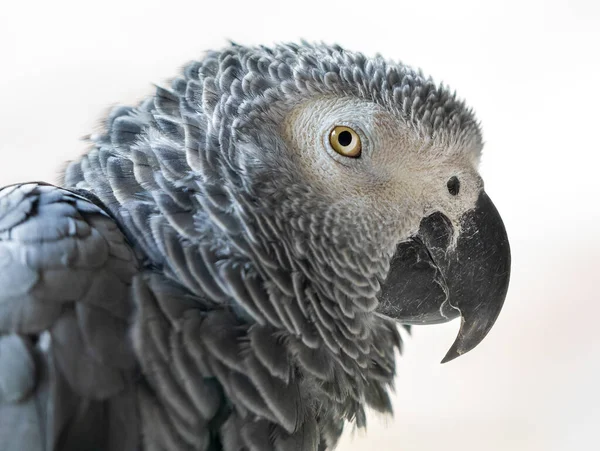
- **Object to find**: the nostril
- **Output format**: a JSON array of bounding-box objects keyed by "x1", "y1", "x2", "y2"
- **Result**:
[{"x1": 447, "y1": 176, "x2": 460, "y2": 196}]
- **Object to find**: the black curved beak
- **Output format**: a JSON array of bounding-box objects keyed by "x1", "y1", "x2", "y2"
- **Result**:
[{"x1": 377, "y1": 191, "x2": 511, "y2": 363}]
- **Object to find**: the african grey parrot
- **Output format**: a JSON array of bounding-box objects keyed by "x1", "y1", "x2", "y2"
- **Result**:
[{"x1": 0, "y1": 42, "x2": 511, "y2": 451}]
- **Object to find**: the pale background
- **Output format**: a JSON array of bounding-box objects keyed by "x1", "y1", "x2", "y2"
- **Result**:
[{"x1": 1, "y1": 1, "x2": 599, "y2": 450}]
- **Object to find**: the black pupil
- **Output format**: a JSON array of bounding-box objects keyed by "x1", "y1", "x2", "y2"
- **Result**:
[
  {"x1": 338, "y1": 130, "x2": 352, "y2": 147},
  {"x1": 447, "y1": 176, "x2": 460, "y2": 196}
]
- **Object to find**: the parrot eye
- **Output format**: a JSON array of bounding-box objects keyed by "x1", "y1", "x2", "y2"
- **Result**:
[
  {"x1": 447, "y1": 176, "x2": 460, "y2": 196},
  {"x1": 329, "y1": 126, "x2": 362, "y2": 158}
]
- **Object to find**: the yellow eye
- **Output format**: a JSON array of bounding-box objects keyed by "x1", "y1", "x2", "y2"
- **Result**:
[{"x1": 329, "y1": 126, "x2": 362, "y2": 158}]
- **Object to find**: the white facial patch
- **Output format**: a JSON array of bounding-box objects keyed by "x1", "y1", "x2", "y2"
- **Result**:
[
  {"x1": 282, "y1": 96, "x2": 412, "y2": 198},
  {"x1": 281, "y1": 95, "x2": 485, "y2": 243}
]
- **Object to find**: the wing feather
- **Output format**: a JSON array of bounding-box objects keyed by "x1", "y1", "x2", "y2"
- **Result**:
[{"x1": 0, "y1": 183, "x2": 140, "y2": 451}]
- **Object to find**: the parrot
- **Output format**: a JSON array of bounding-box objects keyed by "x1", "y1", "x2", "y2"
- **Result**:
[{"x1": 0, "y1": 42, "x2": 511, "y2": 451}]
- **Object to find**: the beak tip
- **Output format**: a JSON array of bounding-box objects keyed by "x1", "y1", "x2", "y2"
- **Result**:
[
  {"x1": 440, "y1": 346, "x2": 461, "y2": 364},
  {"x1": 439, "y1": 312, "x2": 501, "y2": 364}
]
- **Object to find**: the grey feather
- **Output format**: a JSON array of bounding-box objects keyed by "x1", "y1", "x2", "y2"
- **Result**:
[
  {"x1": 0, "y1": 183, "x2": 139, "y2": 450},
  {"x1": 0, "y1": 334, "x2": 36, "y2": 403}
]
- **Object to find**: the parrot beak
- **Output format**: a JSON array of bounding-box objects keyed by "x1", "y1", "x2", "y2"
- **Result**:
[{"x1": 376, "y1": 191, "x2": 511, "y2": 363}]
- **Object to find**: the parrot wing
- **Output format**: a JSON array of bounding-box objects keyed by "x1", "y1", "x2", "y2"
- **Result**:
[{"x1": 0, "y1": 182, "x2": 140, "y2": 451}]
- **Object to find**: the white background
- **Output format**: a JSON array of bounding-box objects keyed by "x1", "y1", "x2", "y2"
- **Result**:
[{"x1": 1, "y1": 1, "x2": 599, "y2": 450}]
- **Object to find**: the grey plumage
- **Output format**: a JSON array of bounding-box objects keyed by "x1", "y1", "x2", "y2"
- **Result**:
[
  {"x1": 0, "y1": 42, "x2": 509, "y2": 450},
  {"x1": 0, "y1": 183, "x2": 139, "y2": 450}
]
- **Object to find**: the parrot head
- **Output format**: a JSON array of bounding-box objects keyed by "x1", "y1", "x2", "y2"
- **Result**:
[
  {"x1": 192, "y1": 43, "x2": 510, "y2": 365},
  {"x1": 67, "y1": 42, "x2": 513, "y2": 445},
  {"x1": 277, "y1": 96, "x2": 510, "y2": 364}
]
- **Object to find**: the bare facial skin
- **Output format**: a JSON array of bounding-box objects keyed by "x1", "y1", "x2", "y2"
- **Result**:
[{"x1": 283, "y1": 96, "x2": 484, "y2": 241}]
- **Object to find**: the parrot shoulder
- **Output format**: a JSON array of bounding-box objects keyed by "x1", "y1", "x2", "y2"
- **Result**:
[{"x1": 0, "y1": 182, "x2": 140, "y2": 451}]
